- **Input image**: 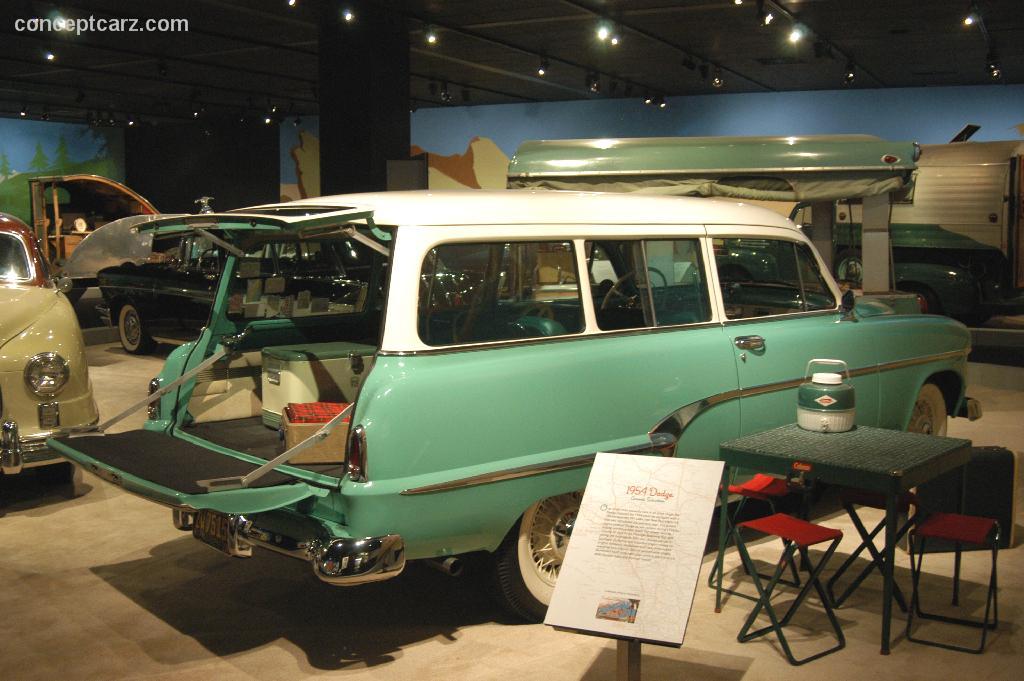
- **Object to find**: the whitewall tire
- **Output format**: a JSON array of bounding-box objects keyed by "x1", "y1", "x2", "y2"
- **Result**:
[
  {"x1": 907, "y1": 383, "x2": 948, "y2": 436},
  {"x1": 491, "y1": 491, "x2": 581, "y2": 621},
  {"x1": 117, "y1": 302, "x2": 154, "y2": 354}
]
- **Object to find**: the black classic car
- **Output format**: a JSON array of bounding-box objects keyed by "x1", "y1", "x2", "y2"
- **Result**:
[{"x1": 97, "y1": 231, "x2": 222, "y2": 353}]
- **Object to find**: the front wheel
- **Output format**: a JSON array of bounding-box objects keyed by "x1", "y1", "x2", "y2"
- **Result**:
[
  {"x1": 834, "y1": 248, "x2": 863, "y2": 286},
  {"x1": 117, "y1": 302, "x2": 155, "y2": 354},
  {"x1": 907, "y1": 383, "x2": 948, "y2": 436},
  {"x1": 490, "y1": 491, "x2": 581, "y2": 621}
]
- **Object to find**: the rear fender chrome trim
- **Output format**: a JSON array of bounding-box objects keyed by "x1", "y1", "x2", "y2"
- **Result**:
[
  {"x1": 652, "y1": 348, "x2": 969, "y2": 438},
  {"x1": 399, "y1": 432, "x2": 676, "y2": 496}
]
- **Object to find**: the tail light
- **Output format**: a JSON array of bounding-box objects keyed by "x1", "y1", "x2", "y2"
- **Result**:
[
  {"x1": 147, "y1": 378, "x2": 161, "y2": 419},
  {"x1": 346, "y1": 424, "x2": 367, "y2": 482}
]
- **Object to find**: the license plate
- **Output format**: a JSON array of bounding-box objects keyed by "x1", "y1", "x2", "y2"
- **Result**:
[{"x1": 192, "y1": 509, "x2": 233, "y2": 554}]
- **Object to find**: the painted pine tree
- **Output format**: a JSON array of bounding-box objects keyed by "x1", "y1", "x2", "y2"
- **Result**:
[{"x1": 29, "y1": 142, "x2": 50, "y2": 172}]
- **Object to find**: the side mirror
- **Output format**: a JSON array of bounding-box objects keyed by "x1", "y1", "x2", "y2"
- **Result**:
[
  {"x1": 839, "y1": 289, "x2": 856, "y2": 322},
  {"x1": 54, "y1": 275, "x2": 74, "y2": 294}
]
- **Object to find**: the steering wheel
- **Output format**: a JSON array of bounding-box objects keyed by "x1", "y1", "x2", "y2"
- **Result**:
[
  {"x1": 600, "y1": 267, "x2": 669, "y2": 310},
  {"x1": 518, "y1": 303, "x2": 554, "y2": 319},
  {"x1": 647, "y1": 266, "x2": 667, "y2": 288},
  {"x1": 601, "y1": 272, "x2": 636, "y2": 310}
]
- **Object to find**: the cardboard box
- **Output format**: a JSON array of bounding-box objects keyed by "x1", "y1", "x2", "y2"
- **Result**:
[{"x1": 281, "y1": 402, "x2": 349, "y2": 465}]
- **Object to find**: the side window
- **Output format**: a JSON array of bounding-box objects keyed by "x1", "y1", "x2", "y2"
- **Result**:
[
  {"x1": 418, "y1": 241, "x2": 583, "y2": 346},
  {"x1": 715, "y1": 238, "x2": 835, "y2": 319},
  {"x1": 586, "y1": 239, "x2": 711, "y2": 331}
]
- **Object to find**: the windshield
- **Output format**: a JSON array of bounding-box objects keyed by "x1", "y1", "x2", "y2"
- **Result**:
[{"x1": 0, "y1": 233, "x2": 32, "y2": 282}]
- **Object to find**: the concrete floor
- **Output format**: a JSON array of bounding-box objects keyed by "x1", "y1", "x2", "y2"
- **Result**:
[{"x1": 1, "y1": 344, "x2": 1021, "y2": 681}]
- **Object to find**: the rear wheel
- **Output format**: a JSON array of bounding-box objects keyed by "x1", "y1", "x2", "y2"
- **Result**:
[
  {"x1": 907, "y1": 383, "x2": 948, "y2": 436},
  {"x1": 117, "y1": 302, "x2": 155, "y2": 354},
  {"x1": 491, "y1": 491, "x2": 581, "y2": 621}
]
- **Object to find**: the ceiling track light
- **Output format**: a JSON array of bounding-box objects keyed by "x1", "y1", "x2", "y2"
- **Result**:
[
  {"x1": 127, "y1": 114, "x2": 137, "y2": 127},
  {"x1": 656, "y1": 94, "x2": 667, "y2": 109},
  {"x1": 287, "y1": 0, "x2": 297, "y2": 7},
  {"x1": 963, "y1": 2, "x2": 980, "y2": 26},
  {"x1": 19, "y1": 105, "x2": 27, "y2": 117},
  {"x1": 425, "y1": 26, "x2": 439, "y2": 45},
  {"x1": 986, "y1": 53, "x2": 1002, "y2": 80},
  {"x1": 586, "y1": 72, "x2": 601, "y2": 94},
  {"x1": 41, "y1": 109, "x2": 50, "y2": 121},
  {"x1": 789, "y1": 23, "x2": 806, "y2": 43},
  {"x1": 596, "y1": 21, "x2": 620, "y2": 45},
  {"x1": 756, "y1": 0, "x2": 774, "y2": 26},
  {"x1": 440, "y1": 81, "x2": 452, "y2": 103},
  {"x1": 537, "y1": 58, "x2": 549, "y2": 77},
  {"x1": 342, "y1": 8, "x2": 355, "y2": 23},
  {"x1": 643, "y1": 92, "x2": 654, "y2": 105},
  {"x1": 844, "y1": 60, "x2": 856, "y2": 85},
  {"x1": 44, "y1": 50, "x2": 56, "y2": 62},
  {"x1": 712, "y1": 68, "x2": 724, "y2": 88}
]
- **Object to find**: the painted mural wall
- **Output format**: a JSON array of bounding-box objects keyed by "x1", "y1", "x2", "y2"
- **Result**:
[
  {"x1": 0, "y1": 118, "x2": 125, "y2": 223},
  {"x1": 284, "y1": 83, "x2": 1024, "y2": 196}
]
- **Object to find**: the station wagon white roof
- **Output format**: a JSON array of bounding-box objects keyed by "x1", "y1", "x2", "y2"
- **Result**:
[{"x1": 256, "y1": 190, "x2": 798, "y2": 231}]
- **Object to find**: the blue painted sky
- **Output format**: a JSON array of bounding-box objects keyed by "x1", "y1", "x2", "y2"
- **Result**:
[
  {"x1": 0, "y1": 118, "x2": 119, "y2": 173},
  {"x1": 410, "y1": 84, "x2": 1024, "y2": 157}
]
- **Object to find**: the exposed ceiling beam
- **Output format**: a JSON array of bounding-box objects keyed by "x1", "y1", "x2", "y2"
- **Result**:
[
  {"x1": 0, "y1": 29, "x2": 317, "y2": 86},
  {"x1": 0, "y1": 55, "x2": 318, "y2": 105},
  {"x1": 404, "y1": 12, "x2": 665, "y2": 98},
  {"x1": 556, "y1": 0, "x2": 774, "y2": 91},
  {"x1": 411, "y1": 47, "x2": 584, "y2": 97}
]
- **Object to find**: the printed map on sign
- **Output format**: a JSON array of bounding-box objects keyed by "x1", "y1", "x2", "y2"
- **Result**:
[{"x1": 544, "y1": 453, "x2": 723, "y2": 646}]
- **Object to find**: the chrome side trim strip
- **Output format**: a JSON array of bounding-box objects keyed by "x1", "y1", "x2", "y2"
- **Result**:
[
  {"x1": 400, "y1": 433, "x2": 676, "y2": 496},
  {"x1": 653, "y1": 349, "x2": 968, "y2": 437},
  {"x1": 399, "y1": 349, "x2": 965, "y2": 496},
  {"x1": 379, "y1": 321, "x2": 725, "y2": 357}
]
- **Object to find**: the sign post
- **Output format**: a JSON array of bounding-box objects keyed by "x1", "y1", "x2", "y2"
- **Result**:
[{"x1": 545, "y1": 453, "x2": 724, "y2": 678}]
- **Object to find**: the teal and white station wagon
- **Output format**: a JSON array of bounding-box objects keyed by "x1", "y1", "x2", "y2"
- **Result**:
[{"x1": 49, "y1": 190, "x2": 976, "y2": 621}]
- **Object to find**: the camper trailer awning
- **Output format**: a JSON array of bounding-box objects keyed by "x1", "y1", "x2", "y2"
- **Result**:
[{"x1": 507, "y1": 135, "x2": 920, "y2": 202}]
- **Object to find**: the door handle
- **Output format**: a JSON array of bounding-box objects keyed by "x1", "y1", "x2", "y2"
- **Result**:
[{"x1": 734, "y1": 335, "x2": 765, "y2": 351}]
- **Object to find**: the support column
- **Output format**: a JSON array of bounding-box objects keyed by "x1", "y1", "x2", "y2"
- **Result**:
[
  {"x1": 861, "y1": 193, "x2": 892, "y2": 293},
  {"x1": 318, "y1": 0, "x2": 410, "y2": 195},
  {"x1": 809, "y1": 201, "x2": 835, "y2": 272}
]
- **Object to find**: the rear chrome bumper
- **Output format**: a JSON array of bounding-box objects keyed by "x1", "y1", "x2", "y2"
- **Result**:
[{"x1": 173, "y1": 509, "x2": 406, "y2": 586}]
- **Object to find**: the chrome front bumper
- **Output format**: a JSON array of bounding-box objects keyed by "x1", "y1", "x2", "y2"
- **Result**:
[
  {"x1": 2, "y1": 419, "x2": 99, "y2": 475},
  {"x1": 172, "y1": 509, "x2": 406, "y2": 586}
]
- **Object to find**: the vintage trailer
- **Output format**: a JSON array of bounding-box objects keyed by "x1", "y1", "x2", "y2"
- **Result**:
[{"x1": 49, "y1": 190, "x2": 975, "y2": 621}]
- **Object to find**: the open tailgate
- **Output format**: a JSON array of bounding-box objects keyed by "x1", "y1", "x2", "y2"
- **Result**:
[{"x1": 48, "y1": 430, "x2": 330, "y2": 514}]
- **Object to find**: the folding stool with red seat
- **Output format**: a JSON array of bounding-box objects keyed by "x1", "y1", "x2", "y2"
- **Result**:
[
  {"x1": 708, "y1": 473, "x2": 800, "y2": 600},
  {"x1": 826, "y1": 488, "x2": 919, "y2": 610},
  {"x1": 733, "y1": 513, "x2": 845, "y2": 666},
  {"x1": 906, "y1": 512, "x2": 1000, "y2": 653}
]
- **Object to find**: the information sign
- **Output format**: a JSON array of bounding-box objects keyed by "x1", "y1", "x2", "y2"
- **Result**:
[{"x1": 544, "y1": 453, "x2": 724, "y2": 646}]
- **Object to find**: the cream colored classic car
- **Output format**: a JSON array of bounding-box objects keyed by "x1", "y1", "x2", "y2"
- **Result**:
[{"x1": 1, "y1": 212, "x2": 98, "y2": 482}]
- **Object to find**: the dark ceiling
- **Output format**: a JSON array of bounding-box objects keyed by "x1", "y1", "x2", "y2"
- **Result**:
[{"x1": 1, "y1": 0, "x2": 1021, "y2": 125}]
